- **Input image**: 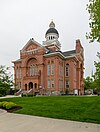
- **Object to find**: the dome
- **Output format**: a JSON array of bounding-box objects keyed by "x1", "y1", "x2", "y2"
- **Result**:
[
  {"x1": 45, "y1": 20, "x2": 59, "y2": 37},
  {"x1": 46, "y1": 28, "x2": 59, "y2": 36}
]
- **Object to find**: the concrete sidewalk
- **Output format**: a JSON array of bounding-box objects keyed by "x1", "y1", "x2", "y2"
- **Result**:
[
  {"x1": 0, "y1": 110, "x2": 100, "y2": 132},
  {"x1": 0, "y1": 95, "x2": 20, "y2": 99}
]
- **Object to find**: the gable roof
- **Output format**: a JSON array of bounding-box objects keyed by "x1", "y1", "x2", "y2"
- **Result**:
[{"x1": 21, "y1": 38, "x2": 42, "y2": 52}]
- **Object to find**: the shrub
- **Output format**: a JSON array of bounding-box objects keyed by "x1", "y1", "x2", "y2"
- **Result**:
[
  {"x1": 0, "y1": 101, "x2": 17, "y2": 110},
  {"x1": 5, "y1": 102, "x2": 17, "y2": 110},
  {"x1": 2, "y1": 101, "x2": 8, "y2": 108}
]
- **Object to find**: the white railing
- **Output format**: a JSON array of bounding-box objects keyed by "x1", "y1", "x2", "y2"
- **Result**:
[
  {"x1": 15, "y1": 89, "x2": 22, "y2": 95},
  {"x1": 27, "y1": 89, "x2": 33, "y2": 94}
]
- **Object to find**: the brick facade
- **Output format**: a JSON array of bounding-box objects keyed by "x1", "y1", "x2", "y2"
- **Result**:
[{"x1": 12, "y1": 21, "x2": 84, "y2": 95}]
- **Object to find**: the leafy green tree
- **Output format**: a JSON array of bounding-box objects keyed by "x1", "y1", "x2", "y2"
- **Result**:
[
  {"x1": 84, "y1": 76, "x2": 93, "y2": 90},
  {"x1": 0, "y1": 65, "x2": 13, "y2": 96},
  {"x1": 86, "y1": 0, "x2": 100, "y2": 42},
  {"x1": 93, "y1": 52, "x2": 100, "y2": 88}
]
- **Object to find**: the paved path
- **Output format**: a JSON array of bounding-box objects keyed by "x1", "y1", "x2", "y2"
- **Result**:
[
  {"x1": 0, "y1": 95, "x2": 20, "y2": 99},
  {"x1": 0, "y1": 109, "x2": 100, "y2": 132}
]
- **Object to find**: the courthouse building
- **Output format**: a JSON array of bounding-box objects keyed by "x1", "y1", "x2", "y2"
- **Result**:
[{"x1": 13, "y1": 21, "x2": 84, "y2": 95}]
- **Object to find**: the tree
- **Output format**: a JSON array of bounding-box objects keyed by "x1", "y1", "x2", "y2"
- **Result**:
[
  {"x1": 84, "y1": 76, "x2": 93, "y2": 90},
  {"x1": 93, "y1": 52, "x2": 100, "y2": 88},
  {"x1": 0, "y1": 65, "x2": 13, "y2": 96},
  {"x1": 86, "y1": 0, "x2": 100, "y2": 42}
]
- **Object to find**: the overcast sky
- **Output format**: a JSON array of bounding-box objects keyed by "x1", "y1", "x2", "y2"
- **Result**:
[{"x1": 0, "y1": 0, "x2": 100, "y2": 77}]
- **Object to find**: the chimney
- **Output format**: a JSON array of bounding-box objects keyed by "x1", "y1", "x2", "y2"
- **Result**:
[{"x1": 76, "y1": 39, "x2": 82, "y2": 53}]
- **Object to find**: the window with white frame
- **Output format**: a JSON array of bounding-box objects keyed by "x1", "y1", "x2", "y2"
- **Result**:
[
  {"x1": 66, "y1": 64, "x2": 69, "y2": 77},
  {"x1": 66, "y1": 79, "x2": 69, "y2": 88},
  {"x1": 47, "y1": 63, "x2": 50, "y2": 76},
  {"x1": 48, "y1": 79, "x2": 50, "y2": 88},
  {"x1": 30, "y1": 65, "x2": 35, "y2": 76},
  {"x1": 51, "y1": 63, "x2": 54, "y2": 75},
  {"x1": 51, "y1": 80, "x2": 54, "y2": 88}
]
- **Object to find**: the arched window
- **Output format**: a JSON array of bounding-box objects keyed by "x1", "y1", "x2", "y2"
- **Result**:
[
  {"x1": 30, "y1": 65, "x2": 38, "y2": 76},
  {"x1": 30, "y1": 65, "x2": 34, "y2": 76}
]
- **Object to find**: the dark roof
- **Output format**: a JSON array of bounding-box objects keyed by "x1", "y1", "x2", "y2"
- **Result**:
[
  {"x1": 45, "y1": 49, "x2": 76, "y2": 58},
  {"x1": 62, "y1": 50, "x2": 76, "y2": 56},
  {"x1": 46, "y1": 28, "x2": 59, "y2": 35}
]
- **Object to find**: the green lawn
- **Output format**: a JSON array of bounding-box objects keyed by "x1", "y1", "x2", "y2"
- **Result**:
[{"x1": 0, "y1": 96, "x2": 100, "y2": 124}]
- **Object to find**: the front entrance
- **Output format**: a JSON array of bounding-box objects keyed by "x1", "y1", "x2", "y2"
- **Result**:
[
  {"x1": 29, "y1": 82, "x2": 33, "y2": 90},
  {"x1": 34, "y1": 83, "x2": 37, "y2": 89}
]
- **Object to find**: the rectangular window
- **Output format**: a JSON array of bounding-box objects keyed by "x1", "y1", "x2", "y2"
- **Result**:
[
  {"x1": 51, "y1": 63, "x2": 54, "y2": 75},
  {"x1": 48, "y1": 80, "x2": 50, "y2": 88},
  {"x1": 66, "y1": 64, "x2": 69, "y2": 77},
  {"x1": 51, "y1": 80, "x2": 54, "y2": 88},
  {"x1": 66, "y1": 80, "x2": 69, "y2": 88},
  {"x1": 47, "y1": 64, "x2": 50, "y2": 76}
]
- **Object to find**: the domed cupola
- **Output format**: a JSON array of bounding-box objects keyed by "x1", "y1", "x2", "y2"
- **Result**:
[
  {"x1": 43, "y1": 20, "x2": 61, "y2": 51},
  {"x1": 45, "y1": 21, "x2": 59, "y2": 41}
]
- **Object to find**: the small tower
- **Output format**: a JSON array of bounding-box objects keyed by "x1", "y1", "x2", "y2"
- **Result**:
[{"x1": 43, "y1": 20, "x2": 61, "y2": 51}]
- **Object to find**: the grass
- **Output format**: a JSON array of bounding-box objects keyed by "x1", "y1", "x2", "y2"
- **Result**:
[{"x1": 0, "y1": 96, "x2": 100, "y2": 124}]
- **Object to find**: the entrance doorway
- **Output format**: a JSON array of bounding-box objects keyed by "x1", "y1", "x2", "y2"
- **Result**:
[
  {"x1": 34, "y1": 83, "x2": 37, "y2": 89},
  {"x1": 29, "y1": 82, "x2": 33, "y2": 90}
]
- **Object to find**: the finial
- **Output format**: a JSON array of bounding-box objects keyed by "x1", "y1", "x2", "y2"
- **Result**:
[{"x1": 49, "y1": 20, "x2": 55, "y2": 28}]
